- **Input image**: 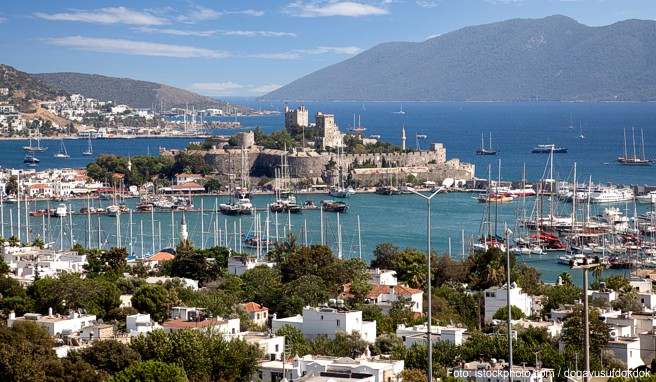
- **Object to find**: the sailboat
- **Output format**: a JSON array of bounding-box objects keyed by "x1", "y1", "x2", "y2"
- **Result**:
[
  {"x1": 23, "y1": 129, "x2": 48, "y2": 152},
  {"x1": 577, "y1": 124, "x2": 585, "y2": 139},
  {"x1": 54, "y1": 139, "x2": 70, "y2": 158},
  {"x1": 476, "y1": 132, "x2": 498, "y2": 155},
  {"x1": 82, "y1": 135, "x2": 93, "y2": 156},
  {"x1": 23, "y1": 152, "x2": 40, "y2": 165},
  {"x1": 393, "y1": 106, "x2": 405, "y2": 115},
  {"x1": 348, "y1": 114, "x2": 367, "y2": 133},
  {"x1": 617, "y1": 127, "x2": 653, "y2": 165}
]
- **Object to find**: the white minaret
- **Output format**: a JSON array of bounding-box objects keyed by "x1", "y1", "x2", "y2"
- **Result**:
[
  {"x1": 179, "y1": 214, "x2": 188, "y2": 242},
  {"x1": 401, "y1": 127, "x2": 406, "y2": 150},
  {"x1": 127, "y1": 156, "x2": 132, "y2": 172}
]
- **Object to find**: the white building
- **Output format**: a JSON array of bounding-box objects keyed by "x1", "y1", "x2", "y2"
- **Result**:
[
  {"x1": 607, "y1": 337, "x2": 644, "y2": 369},
  {"x1": 242, "y1": 302, "x2": 269, "y2": 327},
  {"x1": 237, "y1": 331, "x2": 286, "y2": 362},
  {"x1": 367, "y1": 269, "x2": 397, "y2": 286},
  {"x1": 256, "y1": 355, "x2": 404, "y2": 382},
  {"x1": 272, "y1": 306, "x2": 376, "y2": 343},
  {"x1": 8, "y1": 311, "x2": 97, "y2": 337},
  {"x1": 228, "y1": 255, "x2": 275, "y2": 276},
  {"x1": 126, "y1": 313, "x2": 162, "y2": 337},
  {"x1": 484, "y1": 283, "x2": 532, "y2": 321},
  {"x1": 163, "y1": 307, "x2": 240, "y2": 336},
  {"x1": 396, "y1": 323, "x2": 468, "y2": 347},
  {"x1": 365, "y1": 284, "x2": 423, "y2": 314}
]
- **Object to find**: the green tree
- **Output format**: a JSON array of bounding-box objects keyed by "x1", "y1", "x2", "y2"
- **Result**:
[
  {"x1": 204, "y1": 178, "x2": 221, "y2": 192},
  {"x1": 373, "y1": 333, "x2": 404, "y2": 355},
  {"x1": 538, "y1": 283, "x2": 582, "y2": 313},
  {"x1": 276, "y1": 325, "x2": 308, "y2": 357},
  {"x1": 72, "y1": 339, "x2": 141, "y2": 375},
  {"x1": 492, "y1": 305, "x2": 526, "y2": 320},
  {"x1": 109, "y1": 360, "x2": 188, "y2": 382},
  {"x1": 611, "y1": 290, "x2": 643, "y2": 313},
  {"x1": 131, "y1": 284, "x2": 171, "y2": 322},
  {"x1": 370, "y1": 242, "x2": 401, "y2": 270},
  {"x1": 561, "y1": 306, "x2": 610, "y2": 355},
  {"x1": 558, "y1": 272, "x2": 574, "y2": 287}
]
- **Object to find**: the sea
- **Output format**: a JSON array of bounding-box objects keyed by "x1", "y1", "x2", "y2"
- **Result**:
[{"x1": 3, "y1": 101, "x2": 656, "y2": 285}]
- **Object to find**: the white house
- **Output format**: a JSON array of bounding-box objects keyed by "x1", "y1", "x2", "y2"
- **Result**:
[
  {"x1": 367, "y1": 269, "x2": 397, "y2": 285},
  {"x1": 396, "y1": 323, "x2": 468, "y2": 347},
  {"x1": 638, "y1": 291, "x2": 656, "y2": 311},
  {"x1": 8, "y1": 311, "x2": 97, "y2": 337},
  {"x1": 126, "y1": 313, "x2": 162, "y2": 337},
  {"x1": 255, "y1": 355, "x2": 404, "y2": 382},
  {"x1": 272, "y1": 306, "x2": 377, "y2": 343},
  {"x1": 237, "y1": 331, "x2": 286, "y2": 362},
  {"x1": 242, "y1": 302, "x2": 269, "y2": 327},
  {"x1": 174, "y1": 173, "x2": 203, "y2": 185},
  {"x1": 484, "y1": 283, "x2": 533, "y2": 321},
  {"x1": 607, "y1": 337, "x2": 644, "y2": 369},
  {"x1": 164, "y1": 307, "x2": 240, "y2": 336},
  {"x1": 228, "y1": 255, "x2": 275, "y2": 276},
  {"x1": 365, "y1": 284, "x2": 423, "y2": 314}
]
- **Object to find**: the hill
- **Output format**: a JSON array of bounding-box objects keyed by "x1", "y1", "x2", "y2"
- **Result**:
[
  {"x1": 33, "y1": 72, "x2": 250, "y2": 112},
  {"x1": 0, "y1": 64, "x2": 68, "y2": 111},
  {"x1": 260, "y1": 15, "x2": 656, "y2": 102}
]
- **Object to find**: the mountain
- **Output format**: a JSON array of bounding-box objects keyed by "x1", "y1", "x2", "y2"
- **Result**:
[
  {"x1": 33, "y1": 72, "x2": 249, "y2": 112},
  {"x1": 0, "y1": 64, "x2": 68, "y2": 110},
  {"x1": 260, "y1": 15, "x2": 656, "y2": 102}
]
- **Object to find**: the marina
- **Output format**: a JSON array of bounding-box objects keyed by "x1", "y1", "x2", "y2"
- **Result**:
[{"x1": 2, "y1": 101, "x2": 656, "y2": 286}]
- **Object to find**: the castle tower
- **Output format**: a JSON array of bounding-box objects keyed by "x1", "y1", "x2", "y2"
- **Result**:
[
  {"x1": 179, "y1": 214, "x2": 188, "y2": 243},
  {"x1": 402, "y1": 127, "x2": 406, "y2": 150}
]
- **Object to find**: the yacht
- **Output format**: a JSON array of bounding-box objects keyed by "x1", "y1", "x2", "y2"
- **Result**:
[
  {"x1": 589, "y1": 187, "x2": 634, "y2": 204},
  {"x1": 54, "y1": 203, "x2": 67, "y2": 218},
  {"x1": 636, "y1": 190, "x2": 656, "y2": 204}
]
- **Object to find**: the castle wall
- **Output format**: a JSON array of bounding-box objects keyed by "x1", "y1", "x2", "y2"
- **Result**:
[{"x1": 198, "y1": 142, "x2": 473, "y2": 186}]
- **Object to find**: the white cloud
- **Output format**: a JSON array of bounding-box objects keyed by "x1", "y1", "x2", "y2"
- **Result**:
[
  {"x1": 45, "y1": 36, "x2": 230, "y2": 58},
  {"x1": 296, "y1": 46, "x2": 363, "y2": 54},
  {"x1": 286, "y1": 1, "x2": 389, "y2": 17},
  {"x1": 176, "y1": 5, "x2": 222, "y2": 23},
  {"x1": 239, "y1": 9, "x2": 266, "y2": 17},
  {"x1": 416, "y1": 1, "x2": 438, "y2": 8},
  {"x1": 188, "y1": 82, "x2": 279, "y2": 96},
  {"x1": 188, "y1": 82, "x2": 244, "y2": 95},
  {"x1": 35, "y1": 7, "x2": 166, "y2": 26},
  {"x1": 137, "y1": 27, "x2": 217, "y2": 37},
  {"x1": 250, "y1": 52, "x2": 303, "y2": 60},
  {"x1": 0, "y1": 17, "x2": 6, "y2": 23},
  {"x1": 222, "y1": 30, "x2": 296, "y2": 37},
  {"x1": 484, "y1": 0, "x2": 524, "y2": 4},
  {"x1": 251, "y1": 83, "x2": 282, "y2": 94}
]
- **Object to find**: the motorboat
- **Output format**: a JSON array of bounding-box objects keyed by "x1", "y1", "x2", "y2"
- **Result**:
[
  {"x1": 320, "y1": 199, "x2": 349, "y2": 212},
  {"x1": 54, "y1": 203, "x2": 67, "y2": 218},
  {"x1": 531, "y1": 144, "x2": 567, "y2": 153},
  {"x1": 637, "y1": 191, "x2": 656, "y2": 204},
  {"x1": 589, "y1": 187, "x2": 634, "y2": 204}
]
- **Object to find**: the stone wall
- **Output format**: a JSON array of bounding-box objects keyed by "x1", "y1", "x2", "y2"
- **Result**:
[{"x1": 198, "y1": 142, "x2": 473, "y2": 186}]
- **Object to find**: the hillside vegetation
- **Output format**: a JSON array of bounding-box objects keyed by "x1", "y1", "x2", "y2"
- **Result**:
[
  {"x1": 0, "y1": 64, "x2": 68, "y2": 110},
  {"x1": 33, "y1": 72, "x2": 251, "y2": 112},
  {"x1": 261, "y1": 15, "x2": 656, "y2": 102}
]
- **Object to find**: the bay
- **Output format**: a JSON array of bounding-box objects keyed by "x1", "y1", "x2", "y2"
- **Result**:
[{"x1": 4, "y1": 101, "x2": 656, "y2": 285}]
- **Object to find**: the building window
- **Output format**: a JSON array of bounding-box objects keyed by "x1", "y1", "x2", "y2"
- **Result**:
[
  {"x1": 321, "y1": 315, "x2": 324, "y2": 320},
  {"x1": 276, "y1": 344, "x2": 279, "y2": 352},
  {"x1": 337, "y1": 319, "x2": 340, "y2": 327}
]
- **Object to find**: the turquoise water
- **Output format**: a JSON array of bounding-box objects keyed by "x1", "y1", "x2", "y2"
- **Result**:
[
  {"x1": 3, "y1": 191, "x2": 637, "y2": 285},
  {"x1": 3, "y1": 101, "x2": 656, "y2": 285}
]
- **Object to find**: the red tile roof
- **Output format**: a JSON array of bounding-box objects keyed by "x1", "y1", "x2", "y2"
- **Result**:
[
  {"x1": 242, "y1": 302, "x2": 268, "y2": 313},
  {"x1": 367, "y1": 284, "x2": 422, "y2": 299}
]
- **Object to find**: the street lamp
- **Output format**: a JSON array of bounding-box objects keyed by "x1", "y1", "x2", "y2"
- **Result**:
[
  {"x1": 505, "y1": 226, "x2": 513, "y2": 379},
  {"x1": 410, "y1": 187, "x2": 443, "y2": 382},
  {"x1": 570, "y1": 257, "x2": 603, "y2": 382}
]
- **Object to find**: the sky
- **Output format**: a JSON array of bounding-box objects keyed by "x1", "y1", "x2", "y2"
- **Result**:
[{"x1": 1, "y1": 1, "x2": 655, "y2": 98}]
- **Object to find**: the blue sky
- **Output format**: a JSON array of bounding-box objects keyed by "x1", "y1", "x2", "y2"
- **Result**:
[{"x1": 1, "y1": 1, "x2": 655, "y2": 97}]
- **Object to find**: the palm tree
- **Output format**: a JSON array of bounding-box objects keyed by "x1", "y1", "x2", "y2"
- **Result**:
[
  {"x1": 559, "y1": 272, "x2": 574, "y2": 287},
  {"x1": 32, "y1": 237, "x2": 45, "y2": 249},
  {"x1": 7, "y1": 235, "x2": 20, "y2": 247}
]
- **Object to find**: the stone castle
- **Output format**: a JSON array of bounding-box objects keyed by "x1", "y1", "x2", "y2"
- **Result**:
[{"x1": 186, "y1": 106, "x2": 474, "y2": 187}]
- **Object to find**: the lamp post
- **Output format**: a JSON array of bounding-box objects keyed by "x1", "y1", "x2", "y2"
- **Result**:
[
  {"x1": 410, "y1": 187, "x2": 443, "y2": 382},
  {"x1": 570, "y1": 258, "x2": 602, "y2": 382},
  {"x1": 505, "y1": 226, "x2": 513, "y2": 379}
]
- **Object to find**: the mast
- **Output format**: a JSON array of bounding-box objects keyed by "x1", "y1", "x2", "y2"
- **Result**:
[
  {"x1": 642, "y1": 129, "x2": 647, "y2": 160},
  {"x1": 632, "y1": 127, "x2": 637, "y2": 160},
  {"x1": 623, "y1": 128, "x2": 628, "y2": 159}
]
